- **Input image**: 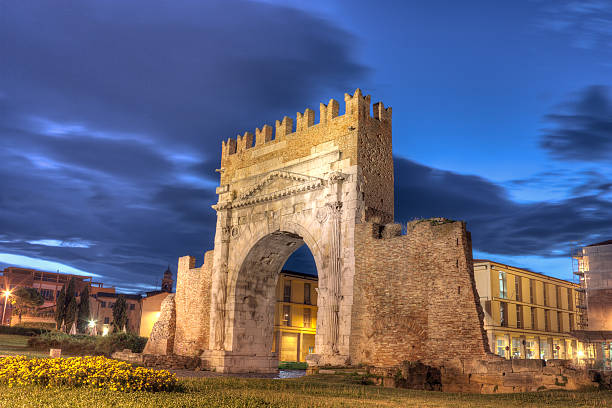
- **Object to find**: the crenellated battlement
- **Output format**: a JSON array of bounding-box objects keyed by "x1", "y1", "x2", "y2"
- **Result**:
[{"x1": 221, "y1": 88, "x2": 392, "y2": 158}]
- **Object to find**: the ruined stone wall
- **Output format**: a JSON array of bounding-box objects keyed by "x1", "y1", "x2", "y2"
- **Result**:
[
  {"x1": 358, "y1": 111, "x2": 393, "y2": 223},
  {"x1": 173, "y1": 250, "x2": 214, "y2": 356},
  {"x1": 350, "y1": 220, "x2": 490, "y2": 367},
  {"x1": 365, "y1": 358, "x2": 597, "y2": 393},
  {"x1": 142, "y1": 294, "x2": 176, "y2": 356}
]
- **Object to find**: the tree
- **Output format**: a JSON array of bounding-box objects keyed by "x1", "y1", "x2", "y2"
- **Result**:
[
  {"x1": 54, "y1": 285, "x2": 66, "y2": 330},
  {"x1": 65, "y1": 296, "x2": 78, "y2": 331},
  {"x1": 12, "y1": 287, "x2": 44, "y2": 324},
  {"x1": 112, "y1": 295, "x2": 127, "y2": 333},
  {"x1": 54, "y1": 277, "x2": 76, "y2": 332},
  {"x1": 77, "y1": 285, "x2": 90, "y2": 333}
]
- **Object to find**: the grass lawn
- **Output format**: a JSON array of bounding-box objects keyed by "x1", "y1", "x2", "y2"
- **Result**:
[
  {"x1": 279, "y1": 361, "x2": 308, "y2": 370},
  {"x1": 0, "y1": 374, "x2": 609, "y2": 407},
  {"x1": 0, "y1": 337, "x2": 608, "y2": 407}
]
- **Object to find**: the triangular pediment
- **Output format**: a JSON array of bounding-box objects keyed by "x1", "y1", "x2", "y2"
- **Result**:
[{"x1": 234, "y1": 170, "x2": 324, "y2": 208}]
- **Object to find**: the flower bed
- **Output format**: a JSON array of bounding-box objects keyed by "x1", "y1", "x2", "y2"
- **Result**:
[{"x1": 0, "y1": 355, "x2": 178, "y2": 392}]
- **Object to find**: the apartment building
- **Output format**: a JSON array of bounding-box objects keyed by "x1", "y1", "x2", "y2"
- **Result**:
[
  {"x1": 474, "y1": 260, "x2": 585, "y2": 360},
  {"x1": 0, "y1": 267, "x2": 114, "y2": 326},
  {"x1": 272, "y1": 271, "x2": 317, "y2": 362},
  {"x1": 91, "y1": 292, "x2": 142, "y2": 335}
]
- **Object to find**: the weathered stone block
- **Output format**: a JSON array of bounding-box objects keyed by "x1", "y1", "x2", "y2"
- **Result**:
[
  {"x1": 381, "y1": 223, "x2": 402, "y2": 238},
  {"x1": 143, "y1": 294, "x2": 176, "y2": 355},
  {"x1": 486, "y1": 359, "x2": 512, "y2": 374},
  {"x1": 442, "y1": 373, "x2": 470, "y2": 385},
  {"x1": 464, "y1": 359, "x2": 488, "y2": 374},
  {"x1": 546, "y1": 359, "x2": 570, "y2": 368},
  {"x1": 542, "y1": 365, "x2": 561, "y2": 376},
  {"x1": 503, "y1": 372, "x2": 539, "y2": 388},
  {"x1": 469, "y1": 373, "x2": 504, "y2": 386},
  {"x1": 512, "y1": 358, "x2": 545, "y2": 372}
]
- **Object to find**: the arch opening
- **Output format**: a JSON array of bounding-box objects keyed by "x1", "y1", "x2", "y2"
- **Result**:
[{"x1": 231, "y1": 230, "x2": 319, "y2": 370}]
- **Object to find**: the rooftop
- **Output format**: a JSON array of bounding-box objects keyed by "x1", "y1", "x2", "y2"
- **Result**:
[
  {"x1": 95, "y1": 292, "x2": 141, "y2": 301},
  {"x1": 473, "y1": 259, "x2": 576, "y2": 285},
  {"x1": 280, "y1": 269, "x2": 317, "y2": 281},
  {"x1": 586, "y1": 240, "x2": 612, "y2": 247}
]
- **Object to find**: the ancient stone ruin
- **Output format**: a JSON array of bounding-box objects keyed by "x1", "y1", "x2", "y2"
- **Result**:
[{"x1": 144, "y1": 89, "x2": 596, "y2": 392}]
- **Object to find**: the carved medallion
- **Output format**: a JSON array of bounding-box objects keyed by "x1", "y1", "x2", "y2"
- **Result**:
[{"x1": 316, "y1": 207, "x2": 329, "y2": 223}]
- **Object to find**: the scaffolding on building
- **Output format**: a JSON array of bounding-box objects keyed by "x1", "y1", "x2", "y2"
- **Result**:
[
  {"x1": 571, "y1": 241, "x2": 612, "y2": 370},
  {"x1": 571, "y1": 246, "x2": 588, "y2": 330}
]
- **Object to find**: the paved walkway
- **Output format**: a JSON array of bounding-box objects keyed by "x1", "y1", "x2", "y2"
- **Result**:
[{"x1": 171, "y1": 369, "x2": 306, "y2": 379}]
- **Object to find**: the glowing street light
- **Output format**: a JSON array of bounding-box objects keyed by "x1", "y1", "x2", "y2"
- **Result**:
[
  {"x1": 2, "y1": 289, "x2": 12, "y2": 326},
  {"x1": 88, "y1": 320, "x2": 96, "y2": 328}
]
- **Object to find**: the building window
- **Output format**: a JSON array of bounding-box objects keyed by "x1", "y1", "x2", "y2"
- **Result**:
[
  {"x1": 282, "y1": 305, "x2": 291, "y2": 326},
  {"x1": 570, "y1": 314, "x2": 575, "y2": 331},
  {"x1": 499, "y1": 271, "x2": 507, "y2": 299},
  {"x1": 516, "y1": 305, "x2": 523, "y2": 329},
  {"x1": 544, "y1": 310, "x2": 550, "y2": 331},
  {"x1": 308, "y1": 346, "x2": 314, "y2": 354},
  {"x1": 496, "y1": 337, "x2": 507, "y2": 357},
  {"x1": 531, "y1": 307, "x2": 537, "y2": 330},
  {"x1": 129, "y1": 303, "x2": 135, "y2": 311},
  {"x1": 500, "y1": 302, "x2": 507, "y2": 327},
  {"x1": 529, "y1": 279, "x2": 534, "y2": 304},
  {"x1": 540, "y1": 339, "x2": 549, "y2": 359},
  {"x1": 543, "y1": 284, "x2": 548, "y2": 307},
  {"x1": 515, "y1": 276, "x2": 521, "y2": 302},
  {"x1": 283, "y1": 281, "x2": 291, "y2": 303},
  {"x1": 38, "y1": 289, "x2": 54, "y2": 301},
  {"x1": 303, "y1": 308, "x2": 311, "y2": 328},
  {"x1": 556, "y1": 286, "x2": 562, "y2": 308},
  {"x1": 557, "y1": 311, "x2": 563, "y2": 332},
  {"x1": 101, "y1": 301, "x2": 106, "y2": 308},
  {"x1": 568, "y1": 289, "x2": 573, "y2": 311},
  {"x1": 512, "y1": 338, "x2": 521, "y2": 359},
  {"x1": 304, "y1": 283, "x2": 311, "y2": 305},
  {"x1": 526, "y1": 339, "x2": 536, "y2": 359},
  {"x1": 104, "y1": 317, "x2": 109, "y2": 324}
]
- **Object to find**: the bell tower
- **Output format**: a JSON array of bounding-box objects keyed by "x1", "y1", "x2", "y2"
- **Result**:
[{"x1": 161, "y1": 266, "x2": 173, "y2": 292}]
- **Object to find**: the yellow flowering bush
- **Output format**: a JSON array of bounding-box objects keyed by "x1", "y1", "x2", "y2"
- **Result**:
[{"x1": 0, "y1": 355, "x2": 178, "y2": 392}]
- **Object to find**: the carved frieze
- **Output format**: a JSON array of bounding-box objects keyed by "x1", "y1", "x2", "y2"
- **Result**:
[{"x1": 232, "y1": 170, "x2": 324, "y2": 208}]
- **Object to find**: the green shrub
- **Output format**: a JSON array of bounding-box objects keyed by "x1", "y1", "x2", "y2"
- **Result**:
[
  {"x1": 95, "y1": 332, "x2": 148, "y2": 355},
  {"x1": 0, "y1": 326, "x2": 49, "y2": 337},
  {"x1": 27, "y1": 332, "x2": 147, "y2": 356},
  {"x1": 278, "y1": 361, "x2": 308, "y2": 370},
  {"x1": 14, "y1": 322, "x2": 56, "y2": 331}
]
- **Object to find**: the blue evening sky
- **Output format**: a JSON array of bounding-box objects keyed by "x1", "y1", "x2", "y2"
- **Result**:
[{"x1": 1, "y1": 0, "x2": 611, "y2": 290}]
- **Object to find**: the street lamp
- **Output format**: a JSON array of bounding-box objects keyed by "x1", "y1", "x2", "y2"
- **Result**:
[{"x1": 2, "y1": 290, "x2": 12, "y2": 326}]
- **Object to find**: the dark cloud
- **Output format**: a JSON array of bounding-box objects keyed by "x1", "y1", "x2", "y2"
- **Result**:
[
  {"x1": 540, "y1": 86, "x2": 612, "y2": 161},
  {"x1": 0, "y1": 0, "x2": 367, "y2": 289},
  {"x1": 536, "y1": 1, "x2": 612, "y2": 49},
  {"x1": 393, "y1": 157, "x2": 612, "y2": 257}
]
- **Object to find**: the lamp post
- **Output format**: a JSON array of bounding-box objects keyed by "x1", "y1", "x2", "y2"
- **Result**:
[{"x1": 2, "y1": 290, "x2": 12, "y2": 326}]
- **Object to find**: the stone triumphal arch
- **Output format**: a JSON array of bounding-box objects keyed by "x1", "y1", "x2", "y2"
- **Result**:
[{"x1": 145, "y1": 89, "x2": 490, "y2": 374}]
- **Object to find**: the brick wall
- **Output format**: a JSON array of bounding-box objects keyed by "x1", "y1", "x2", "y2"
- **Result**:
[
  {"x1": 173, "y1": 250, "x2": 214, "y2": 356},
  {"x1": 350, "y1": 219, "x2": 490, "y2": 367}
]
